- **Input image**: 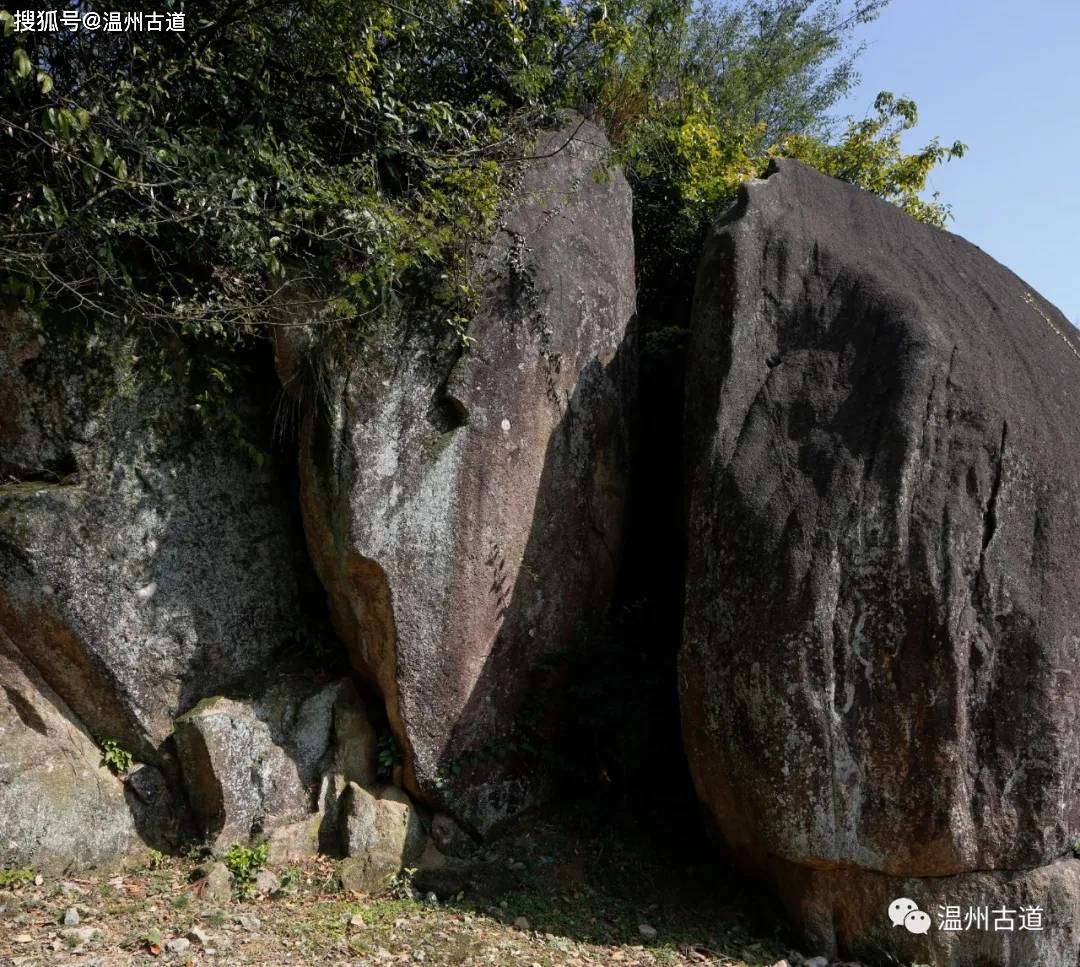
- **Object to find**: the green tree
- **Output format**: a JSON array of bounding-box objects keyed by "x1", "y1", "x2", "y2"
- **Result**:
[{"x1": 1, "y1": 0, "x2": 963, "y2": 357}]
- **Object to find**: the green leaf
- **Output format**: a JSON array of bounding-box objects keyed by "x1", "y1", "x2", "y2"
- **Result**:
[
  {"x1": 37, "y1": 71, "x2": 53, "y2": 94},
  {"x1": 13, "y1": 47, "x2": 31, "y2": 79}
]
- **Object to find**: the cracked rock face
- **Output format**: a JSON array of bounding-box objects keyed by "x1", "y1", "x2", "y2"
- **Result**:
[
  {"x1": 681, "y1": 158, "x2": 1080, "y2": 964},
  {"x1": 287, "y1": 114, "x2": 637, "y2": 834}
]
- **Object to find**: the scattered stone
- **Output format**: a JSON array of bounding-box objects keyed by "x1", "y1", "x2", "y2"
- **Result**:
[
  {"x1": 513, "y1": 916, "x2": 531, "y2": 931},
  {"x1": 195, "y1": 861, "x2": 233, "y2": 902},
  {"x1": 33, "y1": 874, "x2": 43, "y2": 886},
  {"x1": 770, "y1": 961, "x2": 792, "y2": 967},
  {"x1": 332, "y1": 687, "x2": 378, "y2": 787},
  {"x1": 62, "y1": 906, "x2": 80, "y2": 926},
  {"x1": 187, "y1": 926, "x2": 210, "y2": 946},
  {"x1": 13, "y1": 934, "x2": 32, "y2": 944},
  {"x1": 165, "y1": 937, "x2": 191, "y2": 955},
  {"x1": 253, "y1": 868, "x2": 280, "y2": 895},
  {"x1": 236, "y1": 914, "x2": 261, "y2": 932},
  {"x1": 348, "y1": 913, "x2": 365, "y2": 929},
  {"x1": 339, "y1": 782, "x2": 425, "y2": 866},
  {"x1": 638, "y1": 924, "x2": 657, "y2": 940},
  {"x1": 804, "y1": 959, "x2": 829, "y2": 967},
  {"x1": 412, "y1": 841, "x2": 472, "y2": 898}
]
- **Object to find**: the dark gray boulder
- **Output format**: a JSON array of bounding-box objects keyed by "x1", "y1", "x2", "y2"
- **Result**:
[
  {"x1": 0, "y1": 311, "x2": 314, "y2": 763},
  {"x1": 681, "y1": 158, "x2": 1080, "y2": 964},
  {"x1": 283, "y1": 114, "x2": 637, "y2": 833}
]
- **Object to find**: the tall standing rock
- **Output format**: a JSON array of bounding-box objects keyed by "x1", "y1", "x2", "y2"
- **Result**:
[
  {"x1": 681, "y1": 158, "x2": 1080, "y2": 965},
  {"x1": 285, "y1": 115, "x2": 636, "y2": 833}
]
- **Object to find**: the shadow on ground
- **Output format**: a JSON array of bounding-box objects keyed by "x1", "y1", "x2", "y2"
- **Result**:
[{"x1": 428, "y1": 794, "x2": 799, "y2": 965}]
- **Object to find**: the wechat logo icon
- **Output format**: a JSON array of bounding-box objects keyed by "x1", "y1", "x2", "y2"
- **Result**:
[{"x1": 889, "y1": 897, "x2": 931, "y2": 935}]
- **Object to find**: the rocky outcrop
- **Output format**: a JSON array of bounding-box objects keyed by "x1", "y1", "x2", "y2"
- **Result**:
[
  {"x1": 681, "y1": 158, "x2": 1080, "y2": 964},
  {"x1": 285, "y1": 114, "x2": 637, "y2": 833},
  {"x1": 0, "y1": 312, "x2": 315, "y2": 764}
]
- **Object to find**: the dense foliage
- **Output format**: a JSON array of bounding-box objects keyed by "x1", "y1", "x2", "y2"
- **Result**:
[{"x1": 1, "y1": 0, "x2": 964, "y2": 349}]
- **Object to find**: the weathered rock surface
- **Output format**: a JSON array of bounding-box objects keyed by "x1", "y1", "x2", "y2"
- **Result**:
[
  {"x1": 174, "y1": 675, "x2": 359, "y2": 846},
  {"x1": 266, "y1": 815, "x2": 321, "y2": 865},
  {"x1": 285, "y1": 114, "x2": 637, "y2": 832},
  {"x1": 0, "y1": 311, "x2": 314, "y2": 762},
  {"x1": 681, "y1": 158, "x2": 1080, "y2": 963},
  {"x1": 339, "y1": 782, "x2": 426, "y2": 865},
  {"x1": 0, "y1": 627, "x2": 142, "y2": 872}
]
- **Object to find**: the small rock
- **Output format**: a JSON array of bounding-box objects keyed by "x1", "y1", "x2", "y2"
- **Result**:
[
  {"x1": 424, "y1": 891, "x2": 438, "y2": 906},
  {"x1": 638, "y1": 924, "x2": 658, "y2": 940},
  {"x1": 803, "y1": 958, "x2": 829, "y2": 967},
  {"x1": 253, "y1": 868, "x2": 280, "y2": 895},
  {"x1": 195, "y1": 861, "x2": 233, "y2": 902},
  {"x1": 165, "y1": 937, "x2": 191, "y2": 955},
  {"x1": 187, "y1": 926, "x2": 210, "y2": 946},
  {"x1": 771, "y1": 961, "x2": 792, "y2": 967},
  {"x1": 513, "y1": 916, "x2": 531, "y2": 931},
  {"x1": 62, "y1": 906, "x2": 80, "y2": 926},
  {"x1": 33, "y1": 874, "x2": 43, "y2": 886},
  {"x1": 13, "y1": 934, "x2": 32, "y2": 944},
  {"x1": 348, "y1": 913, "x2": 365, "y2": 929},
  {"x1": 236, "y1": 914, "x2": 261, "y2": 932}
]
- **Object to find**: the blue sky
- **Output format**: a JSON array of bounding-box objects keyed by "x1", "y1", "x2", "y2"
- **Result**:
[{"x1": 836, "y1": 0, "x2": 1080, "y2": 322}]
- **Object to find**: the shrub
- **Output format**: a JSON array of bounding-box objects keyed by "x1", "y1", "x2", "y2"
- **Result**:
[{"x1": 224, "y1": 842, "x2": 270, "y2": 898}]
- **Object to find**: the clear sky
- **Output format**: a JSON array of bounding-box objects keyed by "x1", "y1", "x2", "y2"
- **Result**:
[{"x1": 836, "y1": 0, "x2": 1080, "y2": 323}]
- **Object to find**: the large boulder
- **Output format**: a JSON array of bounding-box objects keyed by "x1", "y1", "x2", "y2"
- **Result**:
[
  {"x1": 0, "y1": 627, "x2": 143, "y2": 872},
  {"x1": 285, "y1": 114, "x2": 637, "y2": 832},
  {"x1": 0, "y1": 313, "x2": 315, "y2": 762},
  {"x1": 174, "y1": 675, "x2": 365, "y2": 847},
  {"x1": 681, "y1": 158, "x2": 1080, "y2": 964}
]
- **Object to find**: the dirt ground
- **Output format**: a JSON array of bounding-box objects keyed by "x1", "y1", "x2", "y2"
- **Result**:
[{"x1": 0, "y1": 803, "x2": 815, "y2": 967}]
